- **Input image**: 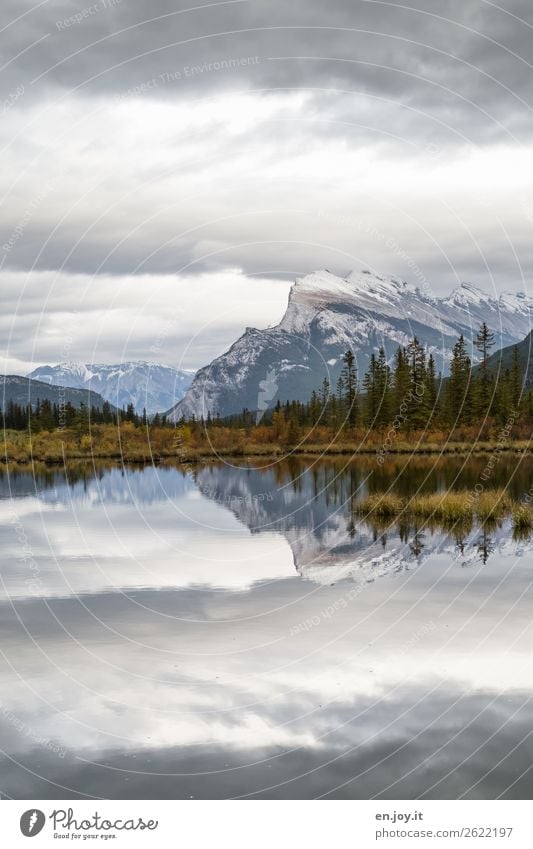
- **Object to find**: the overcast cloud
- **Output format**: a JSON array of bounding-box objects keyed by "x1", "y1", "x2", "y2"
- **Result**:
[{"x1": 1, "y1": 0, "x2": 533, "y2": 371}]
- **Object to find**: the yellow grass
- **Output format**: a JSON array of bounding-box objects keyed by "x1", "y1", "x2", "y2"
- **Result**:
[
  {"x1": 355, "y1": 489, "x2": 528, "y2": 531},
  {"x1": 512, "y1": 504, "x2": 533, "y2": 531},
  {"x1": 353, "y1": 493, "x2": 404, "y2": 517}
]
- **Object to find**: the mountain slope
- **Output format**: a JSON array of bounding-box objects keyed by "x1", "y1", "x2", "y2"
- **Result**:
[
  {"x1": 28, "y1": 361, "x2": 194, "y2": 416},
  {"x1": 194, "y1": 462, "x2": 511, "y2": 584},
  {"x1": 0, "y1": 375, "x2": 112, "y2": 411},
  {"x1": 168, "y1": 269, "x2": 533, "y2": 420},
  {"x1": 476, "y1": 330, "x2": 533, "y2": 387}
]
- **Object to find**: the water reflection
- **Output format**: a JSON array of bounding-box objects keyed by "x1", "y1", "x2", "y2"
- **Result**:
[{"x1": 0, "y1": 459, "x2": 532, "y2": 799}]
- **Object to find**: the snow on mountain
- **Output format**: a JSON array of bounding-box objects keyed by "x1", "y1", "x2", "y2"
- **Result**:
[
  {"x1": 168, "y1": 269, "x2": 533, "y2": 421},
  {"x1": 194, "y1": 463, "x2": 517, "y2": 586},
  {"x1": 28, "y1": 361, "x2": 194, "y2": 416}
]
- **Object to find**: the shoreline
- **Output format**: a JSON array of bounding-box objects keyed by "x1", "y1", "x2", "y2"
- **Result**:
[{"x1": 2, "y1": 439, "x2": 533, "y2": 467}]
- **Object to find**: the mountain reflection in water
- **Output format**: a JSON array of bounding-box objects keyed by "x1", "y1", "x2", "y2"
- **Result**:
[{"x1": 0, "y1": 458, "x2": 532, "y2": 799}]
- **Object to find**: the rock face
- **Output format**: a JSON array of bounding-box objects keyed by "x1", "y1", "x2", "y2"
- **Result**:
[
  {"x1": 28, "y1": 361, "x2": 194, "y2": 416},
  {"x1": 167, "y1": 269, "x2": 533, "y2": 420}
]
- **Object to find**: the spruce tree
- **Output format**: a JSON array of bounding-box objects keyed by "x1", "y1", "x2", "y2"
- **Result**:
[
  {"x1": 425, "y1": 353, "x2": 438, "y2": 422},
  {"x1": 362, "y1": 353, "x2": 378, "y2": 425},
  {"x1": 393, "y1": 346, "x2": 411, "y2": 429},
  {"x1": 447, "y1": 335, "x2": 471, "y2": 425},
  {"x1": 375, "y1": 347, "x2": 391, "y2": 426},
  {"x1": 474, "y1": 322, "x2": 496, "y2": 418},
  {"x1": 510, "y1": 345, "x2": 522, "y2": 413},
  {"x1": 340, "y1": 350, "x2": 358, "y2": 426}
]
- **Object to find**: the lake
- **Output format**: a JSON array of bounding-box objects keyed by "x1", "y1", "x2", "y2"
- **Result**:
[{"x1": 1, "y1": 456, "x2": 532, "y2": 799}]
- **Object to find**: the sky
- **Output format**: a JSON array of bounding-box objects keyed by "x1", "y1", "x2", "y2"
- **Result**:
[{"x1": 1, "y1": 0, "x2": 533, "y2": 373}]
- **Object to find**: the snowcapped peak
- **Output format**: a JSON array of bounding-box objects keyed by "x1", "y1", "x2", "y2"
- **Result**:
[
  {"x1": 290, "y1": 268, "x2": 412, "y2": 308},
  {"x1": 292, "y1": 268, "x2": 347, "y2": 293},
  {"x1": 27, "y1": 361, "x2": 194, "y2": 415},
  {"x1": 62, "y1": 360, "x2": 89, "y2": 373},
  {"x1": 346, "y1": 269, "x2": 416, "y2": 297},
  {"x1": 46, "y1": 361, "x2": 95, "y2": 381},
  {"x1": 445, "y1": 282, "x2": 496, "y2": 308},
  {"x1": 288, "y1": 270, "x2": 354, "y2": 309},
  {"x1": 498, "y1": 290, "x2": 533, "y2": 315}
]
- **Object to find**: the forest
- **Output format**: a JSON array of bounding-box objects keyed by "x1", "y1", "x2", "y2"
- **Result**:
[{"x1": 2, "y1": 323, "x2": 532, "y2": 463}]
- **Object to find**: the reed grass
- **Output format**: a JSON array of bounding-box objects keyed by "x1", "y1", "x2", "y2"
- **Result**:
[
  {"x1": 353, "y1": 493, "x2": 404, "y2": 517},
  {"x1": 408, "y1": 492, "x2": 473, "y2": 523},
  {"x1": 512, "y1": 504, "x2": 533, "y2": 531},
  {"x1": 355, "y1": 488, "x2": 529, "y2": 531},
  {"x1": 474, "y1": 489, "x2": 512, "y2": 521}
]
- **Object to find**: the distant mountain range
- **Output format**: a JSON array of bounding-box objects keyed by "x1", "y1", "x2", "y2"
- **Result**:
[
  {"x1": 0, "y1": 375, "x2": 111, "y2": 411},
  {"x1": 168, "y1": 269, "x2": 533, "y2": 421},
  {"x1": 28, "y1": 361, "x2": 194, "y2": 416}
]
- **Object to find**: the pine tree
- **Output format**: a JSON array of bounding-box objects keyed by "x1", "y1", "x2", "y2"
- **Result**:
[
  {"x1": 425, "y1": 353, "x2": 438, "y2": 421},
  {"x1": 375, "y1": 346, "x2": 391, "y2": 426},
  {"x1": 362, "y1": 353, "x2": 378, "y2": 425},
  {"x1": 393, "y1": 346, "x2": 411, "y2": 430},
  {"x1": 340, "y1": 350, "x2": 358, "y2": 426},
  {"x1": 286, "y1": 414, "x2": 300, "y2": 445},
  {"x1": 319, "y1": 377, "x2": 330, "y2": 425},
  {"x1": 510, "y1": 345, "x2": 522, "y2": 413},
  {"x1": 474, "y1": 322, "x2": 496, "y2": 418},
  {"x1": 38, "y1": 399, "x2": 55, "y2": 431},
  {"x1": 308, "y1": 390, "x2": 321, "y2": 425},
  {"x1": 405, "y1": 338, "x2": 427, "y2": 429},
  {"x1": 447, "y1": 334, "x2": 471, "y2": 425},
  {"x1": 75, "y1": 403, "x2": 90, "y2": 439}
]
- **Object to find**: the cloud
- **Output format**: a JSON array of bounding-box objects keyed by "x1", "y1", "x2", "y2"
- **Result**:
[
  {"x1": 0, "y1": 269, "x2": 290, "y2": 371},
  {"x1": 1, "y1": 92, "x2": 532, "y2": 287},
  {"x1": 2, "y1": 0, "x2": 533, "y2": 128},
  {"x1": 1, "y1": 0, "x2": 532, "y2": 365}
]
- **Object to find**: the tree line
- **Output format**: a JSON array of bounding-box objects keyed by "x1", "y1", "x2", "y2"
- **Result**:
[
  {"x1": 2, "y1": 322, "x2": 530, "y2": 439},
  {"x1": 0, "y1": 398, "x2": 169, "y2": 432},
  {"x1": 186, "y1": 322, "x2": 531, "y2": 435}
]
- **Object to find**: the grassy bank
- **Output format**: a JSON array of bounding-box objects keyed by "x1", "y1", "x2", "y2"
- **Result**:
[
  {"x1": 354, "y1": 489, "x2": 533, "y2": 532},
  {"x1": 2, "y1": 422, "x2": 533, "y2": 465}
]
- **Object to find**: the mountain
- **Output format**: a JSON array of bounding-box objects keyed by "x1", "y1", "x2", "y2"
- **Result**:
[
  {"x1": 194, "y1": 462, "x2": 510, "y2": 584},
  {"x1": 476, "y1": 330, "x2": 533, "y2": 387},
  {"x1": 27, "y1": 361, "x2": 194, "y2": 416},
  {"x1": 0, "y1": 375, "x2": 111, "y2": 411},
  {"x1": 168, "y1": 269, "x2": 533, "y2": 420}
]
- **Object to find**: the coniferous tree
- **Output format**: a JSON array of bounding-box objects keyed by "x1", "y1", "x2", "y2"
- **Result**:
[
  {"x1": 38, "y1": 399, "x2": 55, "y2": 431},
  {"x1": 393, "y1": 346, "x2": 411, "y2": 430},
  {"x1": 406, "y1": 337, "x2": 427, "y2": 429},
  {"x1": 308, "y1": 390, "x2": 321, "y2": 425},
  {"x1": 425, "y1": 353, "x2": 438, "y2": 422},
  {"x1": 375, "y1": 347, "x2": 391, "y2": 427},
  {"x1": 447, "y1": 334, "x2": 471, "y2": 425},
  {"x1": 510, "y1": 345, "x2": 522, "y2": 412},
  {"x1": 362, "y1": 353, "x2": 379, "y2": 426},
  {"x1": 340, "y1": 350, "x2": 358, "y2": 426},
  {"x1": 474, "y1": 322, "x2": 496, "y2": 418},
  {"x1": 319, "y1": 377, "x2": 330, "y2": 425}
]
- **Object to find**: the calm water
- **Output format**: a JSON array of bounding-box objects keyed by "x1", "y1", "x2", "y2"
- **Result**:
[{"x1": 1, "y1": 456, "x2": 532, "y2": 799}]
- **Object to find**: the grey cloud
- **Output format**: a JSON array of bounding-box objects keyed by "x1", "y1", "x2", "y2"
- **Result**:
[
  {"x1": 2, "y1": 0, "x2": 533, "y2": 143},
  {"x1": 0, "y1": 270, "x2": 291, "y2": 370},
  {"x1": 2, "y1": 685, "x2": 533, "y2": 798},
  {"x1": 0, "y1": 0, "x2": 532, "y2": 354}
]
